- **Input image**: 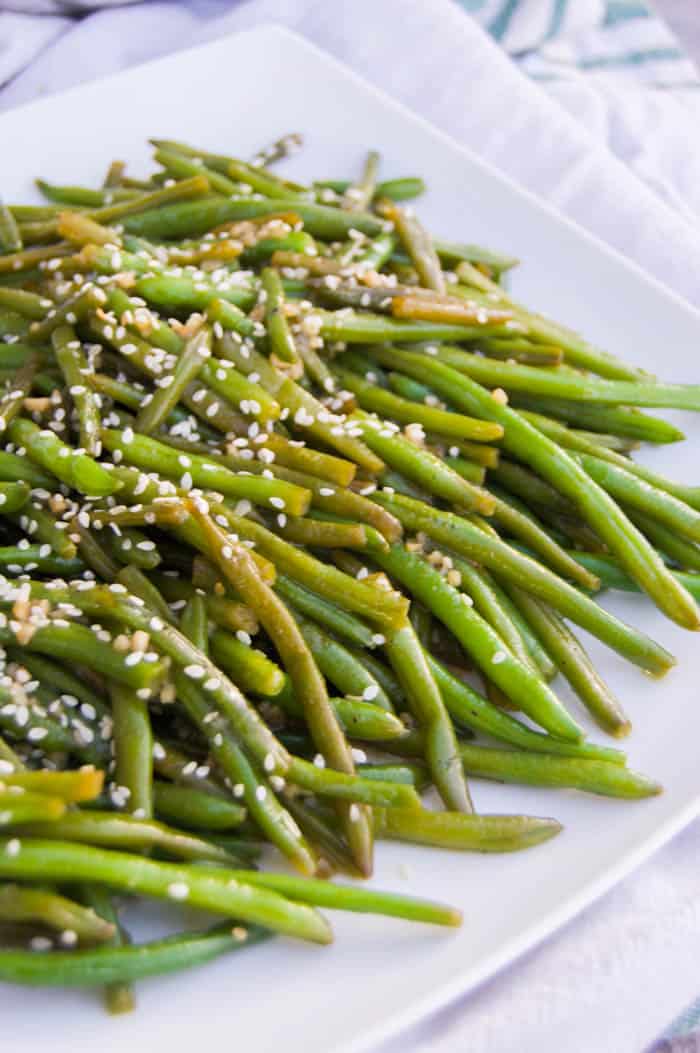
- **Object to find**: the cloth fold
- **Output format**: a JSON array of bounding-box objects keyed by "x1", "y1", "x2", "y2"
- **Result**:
[{"x1": 2, "y1": 2, "x2": 700, "y2": 1051}]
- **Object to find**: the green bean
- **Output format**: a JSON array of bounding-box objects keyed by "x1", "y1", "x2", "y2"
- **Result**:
[
  {"x1": 273, "y1": 516, "x2": 374, "y2": 550},
  {"x1": 245, "y1": 462, "x2": 401, "y2": 542},
  {"x1": 0, "y1": 617, "x2": 165, "y2": 694},
  {"x1": 559, "y1": 549, "x2": 700, "y2": 602},
  {"x1": 71, "y1": 523, "x2": 120, "y2": 580},
  {"x1": 73, "y1": 885, "x2": 135, "y2": 1013},
  {"x1": 371, "y1": 543, "x2": 582, "y2": 741},
  {"x1": 211, "y1": 630, "x2": 286, "y2": 697},
  {"x1": 251, "y1": 433, "x2": 357, "y2": 487},
  {"x1": 152, "y1": 147, "x2": 240, "y2": 195},
  {"x1": 123, "y1": 196, "x2": 383, "y2": 241},
  {"x1": 0, "y1": 884, "x2": 115, "y2": 943},
  {"x1": 381, "y1": 200, "x2": 444, "y2": 293},
  {"x1": 8, "y1": 501, "x2": 77, "y2": 560},
  {"x1": 533, "y1": 425, "x2": 700, "y2": 511},
  {"x1": 509, "y1": 587, "x2": 630, "y2": 737},
  {"x1": 135, "y1": 328, "x2": 210, "y2": 435},
  {"x1": 8, "y1": 418, "x2": 116, "y2": 497},
  {"x1": 0, "y1": 788, "x2": 66, "y2": 824},
  {"x1": 209, "y1": 506, "x2": 407, "y2": 629},
  {"x1": 190, "y1": 503, "x2": 374, "y2": 876},
  {"x1": 130, "y1": 273, "x2": 254, "y2": 317},
  {"x1": 374, "y1": 492, "x2": 673, "y2": 674},
  {"x1": 450, "y1": 558, "x2": 539, "y2": 675},
  {"x1": 100, "y1": 429, "x2": 310, "y2": 515},
  {"x1": 27, "y1": 284, "x2": 107, "y2": 344},
  {"x1": 486, "y1": 488, "x2": 599, "y2": 589},
  {"x1": 489, "y1": 459, "x2": 571, "y2": 513},
  {"x1": 375, "y1": 807, "x2": 561, "y2": 852},
  {"x1": 351, "y1": 415, "x2": 493, "y2": 514},
  {"x1": 0, "y1": 201, "x2": 23, "y2": 253},
  {"x1": 358, "y1": 761, "x2": 429, "y2": 789},
  {"x1": 384, "y1": 620, "x2": 471, "y2": 811},
  {"x1": 205, "y1": 296, "x2": 257, "y2": 339},
  {"x1": 507, "y1": 393, "x2": 685, "y2": 444},
  {"x1": 153, "y1": 782, "x2": 246, "y2": 832},
  {"x1": 150, "y1": 739, "x2": 226, "y2": 798},
  {"x1": 318, "y1": 309, "x2": 488, "y2": 344},
  {"x1": 216, "y1": 332, "x2": 383, "y2": 472},
  {"x1": 0, "y1": 309, "x2": 29, "y2": 339},
  {"x1": 458, "y1": 744, "x2": 660, "y2": 798},
  {"x1": 273, "y1": 577, "x2": 375, "y2": 649},
  {"x1": 35, "y1": 181, "x2": 140, "y2": 207},
  {"x1": 454, "y1": 273, "x2": 643, "y2": 380},
  {"x1": 51, "y1": 325, "x2": 102, "y2": 457},
  {"x1": 0, "y1": 482, "x2": 31, "y2": 515},
  {"x1": 287, "y1": 757, "x2": 420, "y2": 809},
  {"x1": 151, "y1": 572, "x2": 258, "y2": 633},
  {"x1": 442, "y1": 456, "x2": 486, "y2": 485},
  {"x1": 272, "y1": 681, "x2": 404, "y2": 741},
  {"x1": 151, "y1": 139, "x2": 306, "y2": 191},
  {"x1": 231, "y1": 871, "x2": 460, "y2": 926},
  {"x1": 0, "y1": 546, "x2": 83, "y2": 576},
  {"x1": 575, "y1": 451, "x2": 700, "y2": 542},
  {"x1": 0, "y1": 837, "x2": 333, "y2": 942},
  {"x1": 483, "y1": 579, "x2": 557, "y2": 680},
  {"x1": 333, "y1": 365, "x2": 501, "y2": 441},
  {"x1": 110, "y1": 683, "x2": 153, "y2": 818},
  {"x1": 0, "y1": 354, "x2": 38, "y2": 435},
  {"x1": 0, "y1": 924, "x2": 270, "y2": 987},
  {"x1": 348, "y1": 648, "x2": 405, "y2": 706},
  {"x1": 374, "y1": 349, "x2": 699, "y2": 632},
  {"x1": 0, "y1": 243, "x2": 72, "y2": 274},
  {"x1": 0, "y1": 768, "x2": 104, "y2": 802},
  {"x1": 426, "y1": 654, "x2": 624, "y2": 762},
  {"x1": 261, "y1": 267, "x2": 299, "y2": 364},
  {"x1": 57, "y1": 210, "x2": 120, "y2": 247},
  {"x1": 340, "y1": 151, "x2": 380, "y2": 211},
  {"x1": 14, "y1": 811, "x2": 233, "y2": 864},
  {"x1": 626, "y1": 510, "x2": 700, "y2": 572},
  {"x1": 292, "y1": 615, "x2": 392, "y2": 711}
]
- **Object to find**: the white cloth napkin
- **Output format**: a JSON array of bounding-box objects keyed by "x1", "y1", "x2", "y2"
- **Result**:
[
  {"x1": 2, "y1": 2, "x2": 700, "y2": 1051},
  {"x1": 2, "y1": 0, "x2": 700, "y2": 308}
]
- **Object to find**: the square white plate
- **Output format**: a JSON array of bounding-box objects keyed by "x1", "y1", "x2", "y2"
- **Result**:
[{"x1": 2, "y1": 24, "x2": 700, "y2": 1053}]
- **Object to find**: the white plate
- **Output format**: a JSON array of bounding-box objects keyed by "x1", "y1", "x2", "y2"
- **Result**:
[{"x1": 2, "y1": 24, "x2": 700, "y2": 1053}]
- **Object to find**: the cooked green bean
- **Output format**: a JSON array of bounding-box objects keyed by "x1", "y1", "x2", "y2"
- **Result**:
[
  {"x1": 373, "y1": 348, "x2": 699, "y2": 631},
  {"x1": 457, "y1": 744, "x2": 659, "y2": 798},
  {"x1": 0, "y1": 925, "x2": 270, "y2": 987}
]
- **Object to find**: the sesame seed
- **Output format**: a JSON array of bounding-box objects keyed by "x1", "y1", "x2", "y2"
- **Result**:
[
  {"x1": 30, "y1": 936, "x2": 53, "y2": 952},
  {"x1": 167, "y1": 881, "x2": 190, "y2": 901},
  {"x1": 184, "y1": 664, "x2": 205, "y2": 680}
]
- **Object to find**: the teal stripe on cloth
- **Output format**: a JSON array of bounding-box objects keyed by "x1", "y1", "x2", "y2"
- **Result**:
[
  {"x1": 457, "y1": 0, "x2": 698, "y2": 87},
  {"x1": 666, "y1": 996, "x2": 700, "y2": 1039},
  {"x1": 604, "y1": 2, "x2": 651, "y2": 28},
  {"x1": 579, "y1": 47, "x2": 685, "y2": 70},
  {"x1": 488, "y1": 0, "x2": 520, "y2": 41},
  {"x1": 546, "y1": 0, "x2": 568, "y2": 41}
]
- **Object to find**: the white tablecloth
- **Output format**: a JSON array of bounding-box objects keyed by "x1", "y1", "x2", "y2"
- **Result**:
[{"x1": 2, "y1": 2, "x2": 700, "y2": 1050}]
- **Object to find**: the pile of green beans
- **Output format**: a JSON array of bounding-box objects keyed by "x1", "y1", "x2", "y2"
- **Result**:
[{"x1": 1, "y1": 131, "x2": 687, "y2": 1006}]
